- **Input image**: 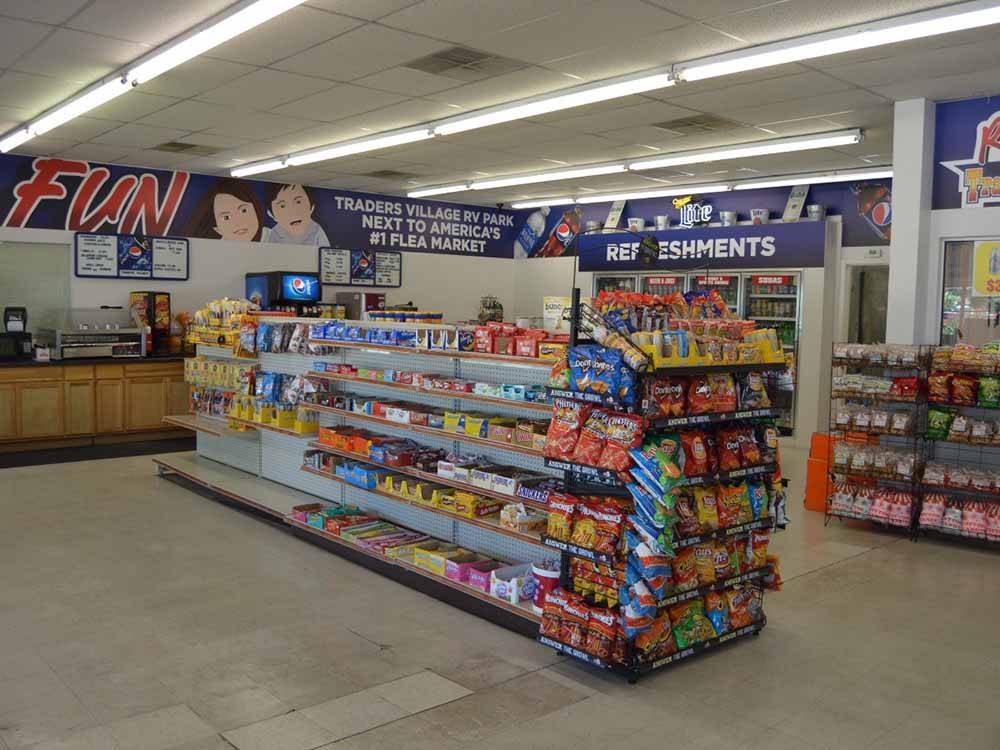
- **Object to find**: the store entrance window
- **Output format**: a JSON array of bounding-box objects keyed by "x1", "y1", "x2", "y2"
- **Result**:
[
  {"x1": 847, "y1": 265, "x2": 888, "y2": 343},
  {"x1": 940, "y1": 240, "x2": 1000, "y2": 345}
]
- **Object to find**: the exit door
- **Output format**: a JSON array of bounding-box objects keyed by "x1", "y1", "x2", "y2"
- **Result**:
[{"x1": 847, "y1": 265, "x2": 889, "y2": 343}]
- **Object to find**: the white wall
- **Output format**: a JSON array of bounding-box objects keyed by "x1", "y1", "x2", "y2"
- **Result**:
[{"x1": 512, "y1": 257, "x2": 591, "y2": 321}]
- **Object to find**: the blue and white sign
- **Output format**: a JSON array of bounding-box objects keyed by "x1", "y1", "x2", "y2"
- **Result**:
[{"x1": 578, "y1": 221, "x2": 826, "y2": 271}]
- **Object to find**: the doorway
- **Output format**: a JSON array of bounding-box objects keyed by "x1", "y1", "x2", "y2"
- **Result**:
[{"x1": 847, "y1": 265, "x2": 889, "y2": 343}]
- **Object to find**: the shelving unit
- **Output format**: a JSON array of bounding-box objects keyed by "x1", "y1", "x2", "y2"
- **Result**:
[{"x1": 306, "y1": 338, "x2": 551, "y2": 368}]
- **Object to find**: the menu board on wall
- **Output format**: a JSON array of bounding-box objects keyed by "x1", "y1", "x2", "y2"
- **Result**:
[
  {"x1": 319, "y1": 247, "x2": 402, "y2": 288},
  {"x1": 74, "y1": 233, "x2": 189, "y2": 280}
]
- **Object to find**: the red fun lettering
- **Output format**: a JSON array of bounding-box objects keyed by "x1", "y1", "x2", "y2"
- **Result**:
[
  {"x1": 120, "y1": 171, "x2": 190, "y2": 235},
  {"x1": 4, "y1": 158, "x2": 88, "y2": 227},
  {"x1": 68, "y1": 169, "x2": 139, "y2": 231}
]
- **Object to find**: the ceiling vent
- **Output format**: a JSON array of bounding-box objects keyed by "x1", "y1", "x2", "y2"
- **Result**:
[
  {"x1": 363, "y1": 169, "x2": 418, "y2": 180},
  {"x1": 153, "y1": 141, "x2": 222, "y2": 156},
  {"x1": 651, "y1": 115, "x2": 742, "y2": 136},
  {"x1": 403, "y1": 46, "x2": 528, "y2": 82}
]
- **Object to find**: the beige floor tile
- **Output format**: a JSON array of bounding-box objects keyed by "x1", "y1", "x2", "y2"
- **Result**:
[
  {"x1": 299, "y1": 690, "x2": 408, "y2": 740},
  {"x1": 189, "y1": 686, "x2": 290, "y2": 732},
  {"x1": 16, "y1": 726, "x2": 118, "y2": 750},
  {"x1": 161, "y1": 738, "x2": 234, "y2": 750},
  {"x1": 0, "y1": 671, "x2": 97, "y2": 748},
  {"x1": 107, "y1": 705, "x2": 216, "y2": 750},
  {"x1": 61, "y1": 667, "x2": 181, "y2": 724},
  {"x1": 429, "y1": 652, "x2": 529, "y2": 691},
  {"x1": 367, "y1": 670, "x2": 472, "y2": 714},
  {"x1": 312, "y1": 713, "x2": 462, "y2": 750},
  {"x1": 221, "y1": 712, "x2": 334, "y2": 750}
]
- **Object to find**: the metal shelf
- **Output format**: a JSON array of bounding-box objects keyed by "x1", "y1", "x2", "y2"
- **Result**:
[
  {"x1": 747, "y1": 294, "x2": 798, "y2": 299},
  {"x1": 748, "y1": 316, "x2": 797, "y2": 322},
  {"x1": 226, "y1": 415, "x2": 317, "y2": 439},
  {"x1": 306, "y1": 441, "x2": 550, "y2": 511},
  {"x1": 650, "y1": 408, "x2": 775, "y2": 429},
  {"x1": 655, "y1": 566, "x2": 771, "y2": 608},
  {"x1": 305, "y1": 370, "x2": 552, "y2": 414},
  {"x1": 540, "y1": 535, "x2": 617, "y2": 564},
  {"x1": 163, "y1": 414, "x2": 230, "y2": 437},
  {"x1": 675, "y1": 518, "x2": 774, "y2": 549},
  {"x1": 299, "y1": 464, "x2": 547, "y2": 549},
  {"x1": 638, "y1": 619, "x2": 766, "y2": 673},
  {"x1": 676, "y1": 462, "x2": 777, "y2": 488},
  {"x1": 306, "y1": 339, "x2": 551, "y2": 368},
  {"x1": 655, "y1": 362, "x2": 788, "y2": 375},
  {"x1": 302, "y1": 402, "x2": 546, "y2": 457}
]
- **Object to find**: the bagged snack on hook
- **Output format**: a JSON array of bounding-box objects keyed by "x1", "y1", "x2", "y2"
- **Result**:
[
  {"x1": 571, "y1": 408, "x2": 610, "y2": 466},
  {"x1": 599, "y1": 412, "x2": 645, "y2": 471},
  {"x1": 568, "y1": 345, "x2": 621, "y2": 396},
  {"x1": 680, "y1": 430, "x2": 711, "y2": 477},
  {"x1": 704, "y1": 430, "x2": 720, "y2": 474},
  {"x1": 745, "y1": 529, "x2": 770, "y2": 569},
  {"x1": 979, "y1": 375, "x2": 1000, "y2": 408},
  {"x1": 687, "y1": 375, "x2": 715, "y2": 415},
  {"x1": 747, "y1": 482, "x2": 769, "y2": 520},
  {"x1": 543, "y1": 399, "x2": 591, "y2": 459},
  {"x1": 671, "y1": 547, "x2": 699, "y2": 591},
  {"x1": 547, "y1": 354, "x2": 570, "y2": 390},
  {"x1": 645, "y1": 376, "x2": 687, "y2": 418},
  {"x1": 546, "y1": 497, "x2": 576, "y2": 542},
  {"x1": 951, "y1": 374, "x2": 979, "y2": 406},
  {"x1": 540, "y1": 588, "x2": 567, "y2": 639},
  {"x1": 674, "y1": 491, "x2": 701, "y2": 538},
  {"x1": 635, "y1": 612, "x2": 676, "y2": 659},
  {"x1": 717, "y1": 428, "x2": 743, "y2": 472},
  {"x1": 716, "y1": 483, "x2": 746, "y2": 528},
  {"x1": 739, "y1": 372, "x2": 772, "y2": 409},
  {"x1": 621, "y1": 580, "x2": 657, "y2": 638},
  {"x1": 947, "y1": 413, "x2": 971, "y2": 442},
  {"x1": 928, "y1": 371, "x2": 952, "y2": 404},
  {"x1": 669, "y1": 598, "x2": 716, "y2": 649},
  {"x1": 692, "y1": 542, "x2": 717, "y2": 585},
  {"x1": 559, "y1": 594, "x2": 590, "y2": 649},
  {"x1": 926, "y1": 406, "x2": 955, "y2": 440},
  {"x1": 628, "y1": 546, "x2": 672, "y2": 599},
  {"x1": 704, "y1": 590, "x2": 730, "y2": 635},
  {"x1": 693, "y1": 487, "x2": 719, "y2": 531},
  {"x1": 738, "y1": 427, "x2": 763, "y2": 466},
  {"x1": 236, "y1": 316, "x2": 258, "y2": 357},
  {"x1": 727, "y1": 586, "x2": 762, "y2": 629},
  {"x1": 708, "y1": 373, "x2": 738, "y2": 413},
  {"x1": 584, "y1": 607, "x2": 618, "y2": 660}
]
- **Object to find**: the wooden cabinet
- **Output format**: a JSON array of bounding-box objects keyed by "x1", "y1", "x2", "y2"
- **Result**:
[
  {"x1": 64, "y1": 380, "x2": 95, "y2": 435},
  {"x1": 0, "y1": 383, "x2": 15, "y2": 439},
  {"x1": 165, "y1": 375, "x2": 189, "y2": 417},
  {"x1": 95, "y1": 380, "x2": 124, "y2": 434},
  {"x1": 17, "y1": 382, "x2": 65, "y2": 438},
  {"x1": 125, "y1": 376, "x2": 167, "y2": 431}
]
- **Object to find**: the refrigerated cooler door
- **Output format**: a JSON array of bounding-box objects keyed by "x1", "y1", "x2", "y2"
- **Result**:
[
  {"x1": 640, "y1": 274, "x2": 686, "y2": 296},
  {"x1": 594, "y1": 275, "x2": 637, "y2": 294},
  {"x1": 742, "y1": 273, "x2": 800, "y2": 435},
  {"x1": 688, "y1": 274, "x2": 740, "y2": 313}
]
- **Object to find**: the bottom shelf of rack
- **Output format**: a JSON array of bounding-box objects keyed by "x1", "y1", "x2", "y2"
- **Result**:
[{"x1": 917, "y1": 526, "x2": 1000, "y2": 549}]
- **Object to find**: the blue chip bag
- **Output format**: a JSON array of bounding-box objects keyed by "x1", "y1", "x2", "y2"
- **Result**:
[
  {"x1": 618, "y1": 364, "x2": 637, "y2": 406},
  {"x1": 568, "y1": 345, "x2": 621, "y2": 398},
  {"x1": 747, "y1": 482, "x2": 769, "y2": 520},
  {"x1": 704, "y1": 591, "x2": 730, "y2": 635},
  {"x1": 621, "y1": 580, "x2": 657, "y2": 637},
  {"x1": 629, "y1": 543, "x2": 674, "y2": 598}
]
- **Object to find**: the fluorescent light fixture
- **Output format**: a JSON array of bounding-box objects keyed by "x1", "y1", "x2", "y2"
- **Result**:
[
  {"x1": 128, "y1": 0, "x2": 307, "y2": 84},
  {"x1": 470, "y1": 163, "x2": 626, "y2": 190},
  {"x1": 286, "y1": 128, "x2": 433, "y2": 167},
  {"x1": 0, "y1": 129, "x2": 31, "y2": 153},
  {"x1": 678, "y1": 0, "x2": 1000, "y2": 81},
  {"x1": 733, "y1": 168, "x2": 893, "y2": 190},
  {"x1": 232, "y1": 159, "x2": 287, "y2": 178},
  {"x1": 407, "y1": 183, "x2": 469, "y2": 199},
  {"x1": 433, "y1": 69, "x2": 675, "y2": 136},
  {"x1": 510, "y1": 198, "x2": 576, "y2": 209},
  {"x1": 576, "y1": 185, "x2": 731, "y2": 204},
  {"x1": 630, "y1": 130, "x2": 862, "y2": 171}
]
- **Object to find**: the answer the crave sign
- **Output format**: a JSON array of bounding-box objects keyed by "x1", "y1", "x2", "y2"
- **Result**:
[{"x1": 577, "y1": 221, "x2": 826, "y2": 271}]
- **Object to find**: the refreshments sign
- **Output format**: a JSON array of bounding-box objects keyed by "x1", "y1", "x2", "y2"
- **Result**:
[{"x1": 578, "y1": 221, "x2": 826, "y2": 271}]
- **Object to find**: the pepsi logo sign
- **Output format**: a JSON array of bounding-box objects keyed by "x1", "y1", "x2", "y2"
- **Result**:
[{"x1": 870, "y1": 201, "x2": 891, "y2": 226}]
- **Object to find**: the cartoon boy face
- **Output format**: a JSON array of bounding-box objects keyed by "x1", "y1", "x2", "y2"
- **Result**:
[
  {"x1": 269, "y1": 184, "x2": 314, "y2": 238},
  {"x1": 213, "y1": 193, "x2": 259, "y2": 240}
]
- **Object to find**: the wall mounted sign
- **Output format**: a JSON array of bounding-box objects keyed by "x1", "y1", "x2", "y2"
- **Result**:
[
  {"x1": 972, "y1": 240, "x2": 1000, "y2": 296},
  {"x1": 74, "y1": 232, "x2": 189, "y2": 280},
  {"x1": 577, "y1": 221, "x2": 826, "y2": 271},
  {"x1": 319, "y1": 247, "x2": 401, "y2": 288},
  {"x1": 934, "y1": 96, "x2": 1000, "y2": 209}
]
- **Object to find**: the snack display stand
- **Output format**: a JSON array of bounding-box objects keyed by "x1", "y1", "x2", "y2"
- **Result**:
[{"x1": 534, "y1": 289, "x2": 787, "y2": 682}]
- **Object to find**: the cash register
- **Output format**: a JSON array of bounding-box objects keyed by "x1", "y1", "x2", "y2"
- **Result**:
[{"x1": 0, "y1": 306, "x2": 32, "y2": 361}]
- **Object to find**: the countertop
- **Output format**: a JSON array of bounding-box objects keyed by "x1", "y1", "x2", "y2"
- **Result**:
[{"x1": 0, "y1": 355, "x2": 187, "y2": 368}]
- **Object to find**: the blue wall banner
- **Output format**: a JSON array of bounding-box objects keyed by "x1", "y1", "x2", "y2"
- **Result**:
[
  {"x1": 933, "y1": 95, "x2": 1000, "y2": 210},
  {"x1": 577, "y1": 221, "x2": 827, "y2": 272}
]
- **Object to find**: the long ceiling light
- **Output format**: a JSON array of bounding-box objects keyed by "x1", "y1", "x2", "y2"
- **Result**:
[
  {"x1": 733, "y1": 168, "x2": 893, "y2": 190},
  {"x1": 231, "y1": 159, "x2": 288, "y2": 178},
  {"x1": 576, "y1": 185, "x2": 732, "y2": 204},
  {"x1": 630, "y1": 130, "x2": 862, "y2": 171},
  {"x1": 433, "y1": 69, "x2": 675, "y2": 136},
  {"x1": 287, "y1": 127, "x2": 433, "y2": 167},
  {"x1": 407, "y1": 183, "x2": 469, "y2": 199},
  {"x1": 0, "y1": 0, "x2": 305, "y2": 153},
  {"x1": 677, "y1": 0, "x2": 1000, "y2": 81},
  {"x1": 470, "y1": 164, "x2": 626, "y2": 191},
  {"x1": 510, "y1": 198, "x2": 575, "y2": 209}
]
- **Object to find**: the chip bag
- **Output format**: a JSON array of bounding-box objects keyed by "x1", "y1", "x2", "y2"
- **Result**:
[
  {"x1": 674, "y1": 492, "x2": 701, "y2": 538},
  {"x1": 671, "y1": 547, "x2": 698, "y2": 591},
  {"x1": 546, "y1": 497, "x2": 576, "y2": 542},
  {"x1": 559, "y1": 593, "x2": 590, "y2": 649},
  {"x1": 926, "y1": 406, "x2": 955, "y2": 440},
  {"x1": 540, "y1": 588, "x2": 567, "y2": 639},
  {"x1": 680, "y1": 430, "x2": 711, "y2": 477},
  {"x1": 598, "y1": 412, "x2": 645, "y2": 471},
  {"x1": 726, "y1": 585, "x2": 762, "y2": 629},
  {"x1": 927, "y1": 371, "x2": 952, "y2": 404},
  {"x1": 693, "y1": 487, "x2": 719, "y2": 531},
  {"x1": 687, "y1": 375, "x2": 714, "y2": 415},
  {"x1": 704, "y1": 590, "x2": 730, "y2": 635},
  {"x1": 951, "y1": 374, "x2": 978, "y2": 406},
  {"x1": 544, "y1": 399, "x2": 592, "y2": 459},
  {"x1": 621, "y1": 580, "x2": 657, "y2": 637},
  {"x1": 716, "y1": 483, "x2": 747, "y2": 528},
  {"x1": 634, "y1": 612, "x2": 673, "y2": 657},
  {"x1": 978, "y1": 376, "x2": 1000, "y2": 408},
  {"x1": 739, "y1": 372, "x2": 771, "y2": 409},
  {"x1": 708, "y1": 373, "x2": 737, "y2": 413},
  {"x1": 745, "y1": 529, "x2": 770, "y2": 569},
  {"x1": 737, "y1": 428, "x2": 763, "y2": 466},
  {"x1": 717, "y1": 428, "x2": 743, "y2": 471},
  {"x1": 584, "y1": 606, "x2": 618, "y2": 660},
  {"x1": 668, "y1": 599, "x2": 716, "y2": 648},
  {"x1": 568, "y1": 345, "x2": 621, "y2": 396},
  {"x1": 571, "y1": 408, "x2": 610, "y2": 466},
  {"x1": 692, "y1": 542, "x2": 717, "y2": 585},
  {"x1": 646, "y1": 376, "x2": 687, "y2": 418},
  {"x1": 713, "y1": 541, "x2": 736, "y2": 580},
  {"x1": 747, "y1": 482, "x2": 769, "y2": 520}
]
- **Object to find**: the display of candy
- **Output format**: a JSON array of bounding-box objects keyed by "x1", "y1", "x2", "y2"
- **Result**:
[
  {"x1": 829, "y1": 443, "x2": 918, "y2": 480},
  {"x1": 826, "y1": 483, "x2": 914, "y2": 527},
  {"x1": 832, "y1": 343, "x2": 923, "y2": 367}
]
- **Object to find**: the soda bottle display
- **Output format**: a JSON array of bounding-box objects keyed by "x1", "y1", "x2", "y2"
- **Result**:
[
  {"x1": 514, "y1": 206, "x2": 549, "y2": 259},
  {"x1": 537, "y1": 207, "x2": 582, "y2": 258},
  {"x1": 853, "y1": 182, "x2": 892, "y2": 242}
]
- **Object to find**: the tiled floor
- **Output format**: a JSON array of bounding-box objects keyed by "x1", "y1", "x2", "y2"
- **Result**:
[{"x1": 1, "y1": 454, "x2": 999, "y2": 749}]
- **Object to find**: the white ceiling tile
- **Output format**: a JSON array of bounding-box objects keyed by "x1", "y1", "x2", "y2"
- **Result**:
[
  {"x1": 86, "y1": 92, "x2": 181, "y2": 123},
  {"x1": 806, "y1": 25, "x2": 999, "y2": 69},
  {"x1": 354, "y1": 67, "x2": 461, "y2": 96},
  {"x1": 10, "y1": 136, "x2": 79, "y2": 156},
  {"x1": 544, "y1": 23, "x2": 742, "y2": 81},
  {"x1": 13, "y1": 29, "x2": 147, "y2": 83},
  {"x1": 444, "y1": 122, "x2": 569, "y2": 150},
  {"x1": 139, "y1": 100, "x2": 236, "y2": 131},
  {"x1": 198, "y1": 69, "x2": 336, "y2": 111},
  {"x1": 91, "y1": 123, "x2": 190, "y2": 149},
  {"x1": 206, "y1": 7, "x2": 364, "y2": 66},
  {"x1": 203, "y1": 112, "x2": 318, "y2": 140},
  {"x1": 826, "y1": 39, "x2": 1000, "y2": 89},
  {"x1": 543, "y1": 100, "x2": 702, "y2": 135},
  {"x1": 328, "y1": 99, "x2": 461, "y2": 132},
  {"x1": 257, "y1": 123, "x2": 369, "y2": 153},
  {"x1": 390, "y1": 140, "x2": 519, "y2": 170},
  {"x1": 306, "y1": 0, "x2": 421, "y2": 20},
  {"x1": 0, "y1": 0, "x2": 90, "y2": 24},
  {"x1": 469, "y1": 1, "x2": 687, "y2": 65},
  {"x1": 139, "y1": 58, "x2": 256, "y2": 98},
  {"x1": 424, "y1": 67, "x2": 587, "y2": 110},
  {"x1": 114, "y1": 150, "x2": 201, "y2": 170},
  {"x1": 272, "y1": 84, "x2": 407, "y2": 122},
  {"x1": 667, "y1": 71, "x2": 857, "y2": 113},
  {"x1": 56, "y1": 143, "x2": 132, "y2": 163},
  {"x1": 702, "y1": 90, "x2": 890, "y2": 125},
  {"x1": 0, "y1": 18, "x2": 56, "y2": 68},
  {"x1": 644, "y1": 0, "x2": 784, "y2": 21},
  {"x1": 872, "y1": 69, "x2": 1000, "y2": 103},
  {"x1": 0, "y1": 104, "x2": 33, "y2": 134},
  {"x1": 67, "y1": 0, "x2": 234, "y2": 46},
  {"x1": 173, "y1": 133, "x2": 256, "y2": 149},
  {"x1": 702, "y1": 0, "x2": 961, "y2": 46},
  {"x1": 513, "y1": 133, "x2": 638, "y2": 162},
  {"x1": 379, "y1": 0, "x2": 574, "y2": 41},
  {"x1": 274, "y1": 24, "x2": 449, "y2": 81},
  {"x1": 45, "y1": 116, "x2": 120, "y2": 141},
  {"x1": 0, "y1": 72, "x2": 81, "y2": 118}
]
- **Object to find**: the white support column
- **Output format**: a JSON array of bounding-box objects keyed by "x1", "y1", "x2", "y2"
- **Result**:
[{"x1": 886, "y1": 98, "x2": 936, "y2": 344}]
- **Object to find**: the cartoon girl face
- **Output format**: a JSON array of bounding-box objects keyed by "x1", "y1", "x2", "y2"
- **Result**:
[{"x1": 213, "y1": 192, "x2": 260, "y2": 240}]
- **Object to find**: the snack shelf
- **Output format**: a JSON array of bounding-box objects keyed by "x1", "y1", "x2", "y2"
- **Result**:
[
  {"x1": 306, "y1": 370, "x2": 553, "y2": 414},
  {"x1": 654, "y1": 362, "x2": 787, "y2": 376},
  {"x1": 916, "y1": 526, "x2": 1000, "y2": 547},
  {"x1": 305, "y1": 339, "x2": 551, "y2": 368},
  {"x1": 546, "y1": 388, "x2": 624, "y2": 408},
  {"x1": 824, "y1": 508, "x2": 913, "y2": 530},
  {"x1": 923, "y1": 435, "x2": 1000, "y2": 447},
  {"x1": 830, "y1": 392, "x2": 921, "y2": 405},
  {"x1": 639, "y1": 619, "x2": 766, "y2": 672},
  {"x1": 650, "y1": 408, "x2": 775, "y2": 429},
  {"x1": 675, "y1": 518, "x2": 774, "y2": 549},
  {"x1": 920, "y1": 483, "x2": 1000, "y2": 502},
  {"x1": 536, "y1": 636, "x2": 626, "y2": 673},
  {"x1": 676, "y1": 462, "x2": 777, "y2": 487},
  {"x1": 928, "y1": 400, "x2": 1000, "y2": 411},
  {"x1": 299, "y1": 464, "x2": 548, "y2": 549},
  {"x1": 832, "y1": 359, "x2": 923, "y2": 371},
  {"x1": 306, "y1": 441, "x2": 550, "y2": 511},
  {"x1": 301, "y1": 402, "x2": 546, "y2": 457},
  {"x1": 286, "y1": 517, "x2": 540, "y2": 625},
  {"x1": 542, "y1": 458, "x2": 624, "y2": 487},
  {"x1": 163, "y1": 413, "x2": 230, "y2": 437},
  {"x1": 828, "y1": 469, "x2": 917, "y2": 485},
  {"x1": 748, "y1": 294, "x2": 798, "y2": 299},
  {"x1": 655, "y1": 566, "x2": 771, "y2": 608},
  {"x1": 749, "y1": 316, "x2": 797, "y2": 322},
  {"x1": 540, "y1": 535, "x2": 617, "y2": 564},
  {"x1": 226, "y1": 415, "x2": 317, "y2": 439},
  {"x1": 830, "y1": 428, "x2": 916, "y2": 438}
]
